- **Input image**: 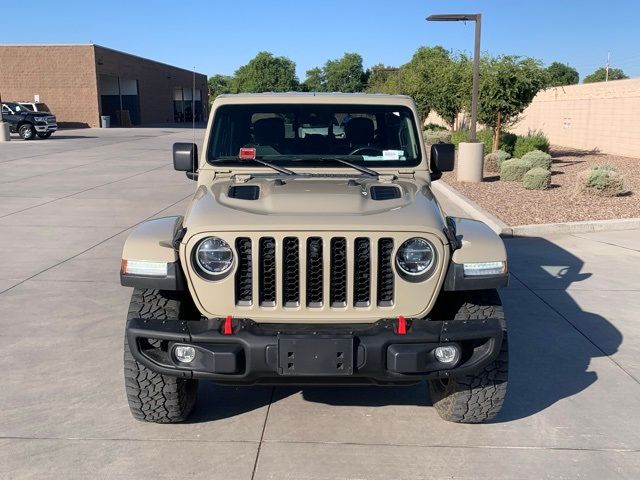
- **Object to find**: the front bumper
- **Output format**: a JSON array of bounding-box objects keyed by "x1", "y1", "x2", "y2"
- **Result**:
[
  {"x1": 127, "y1": 317, "x2": 504, "y2": 385},
  {"x1": 35, "y1": 123, "x2": 57, "y2": 133}
]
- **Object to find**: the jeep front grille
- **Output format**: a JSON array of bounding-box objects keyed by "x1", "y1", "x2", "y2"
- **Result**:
[{"x1": 234, "y1": 235, "x2": 396, "y2": 310}]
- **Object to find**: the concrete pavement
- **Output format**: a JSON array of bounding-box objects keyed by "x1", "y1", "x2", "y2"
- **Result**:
[{"x1": 1, "y1": 129, "x2": 639, "y2": 479}]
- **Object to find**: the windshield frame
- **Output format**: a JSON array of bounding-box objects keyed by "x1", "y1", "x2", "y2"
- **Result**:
[{"x1": 205, "y1": 103, "x2": 423, "y2": 169}]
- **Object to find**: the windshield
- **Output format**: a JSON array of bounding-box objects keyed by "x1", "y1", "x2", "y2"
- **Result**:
[
  {"x1": 207, "y1": 104, "x2": 422, "y2": 168},
  {"x1": 3, "y1": 102, "x2": 31, "y2": 113}
]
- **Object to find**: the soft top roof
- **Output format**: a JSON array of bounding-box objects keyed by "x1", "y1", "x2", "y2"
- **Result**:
[{"x1": 213, "y1": 92, "x2": 416, "y2": 108}]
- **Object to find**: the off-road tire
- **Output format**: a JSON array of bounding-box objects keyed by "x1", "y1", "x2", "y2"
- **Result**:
[
  {"x1": 37, "y1": 132, "x2": 52, "y2": 139},
  {"x1": 124, "y1": 288, "x2": 198, "y2": 423},
  {"x1": 428, "y1": 289, "x2": 508, "y2": 423},
  {"x1": 18, "y1": 123, "x2": 35, "y2": 140}
]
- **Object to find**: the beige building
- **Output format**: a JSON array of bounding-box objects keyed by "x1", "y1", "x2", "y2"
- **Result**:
[
  {"x1": 510, "y1": 78, "x2": 640, "y2": 158},
  {"x1": 0, "y1": 44, "x2": 208, "y2": 127}
]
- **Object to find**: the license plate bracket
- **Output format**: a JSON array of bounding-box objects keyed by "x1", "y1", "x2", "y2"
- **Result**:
[{"x1": 277, "y1": 336, "x2": 354, "y2": 376}]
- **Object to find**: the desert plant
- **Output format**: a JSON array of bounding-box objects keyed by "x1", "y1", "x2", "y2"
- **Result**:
[
  {"x1": 523, "y1": 167, "x2": 552, "y2": 190},
  {"x1": 484, "y1": 150, "x2": 511, "y2": 172},
  {"x1": 500, "y1": 158, "x2": 533, "y2": 181},
  {"x1": 423, "y1": 129, "x2": 452, "y2": 144},
  {"x1": 424, "y1": 123, "x2": 447, "y2": 131},
  {"x1": 521, "y1": 149, "x2": 552, "y2": 170},
  {"x1": 451, "y1": 128, "x2": 493, "y2": 154},
  {"x1": 575, "y1": 164, "x2": 626, "y2": 197},
  {"x1": 499, "y1": 132, "x2": 517, "y2": 155},
  {"x1": 514, "y1": 131, "x2": 550, "y2": 157}
]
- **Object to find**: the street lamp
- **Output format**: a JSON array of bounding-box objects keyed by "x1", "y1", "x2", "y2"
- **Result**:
[{"x1": 427, "y1": 13, "x2": 482, "y2": 182}]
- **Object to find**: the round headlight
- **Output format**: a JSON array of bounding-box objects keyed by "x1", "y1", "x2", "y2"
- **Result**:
[
  {"x1": 396, "y1": 238, "x2": 436, "y2": 279},
  {"x1": 194, "y1": 237, "x2": 234, "y2": 278}
]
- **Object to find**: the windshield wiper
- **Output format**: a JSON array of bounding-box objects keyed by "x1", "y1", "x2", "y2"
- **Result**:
[
  {"x1": 316, "y1": 157, "x2": 379, "y2": 177},
  {"x1": 251, "y1": 157, "x2": 296, "y2": 175}
]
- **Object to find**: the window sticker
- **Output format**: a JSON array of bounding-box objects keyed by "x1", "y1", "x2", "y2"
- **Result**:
[{"x1": 383, "y1": 150, "x2": 405, "y2": 160}]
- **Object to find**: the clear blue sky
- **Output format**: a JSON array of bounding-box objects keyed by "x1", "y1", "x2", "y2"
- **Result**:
[{"x1": 3, "y1": 0, "x2": 639, "y2": 81}]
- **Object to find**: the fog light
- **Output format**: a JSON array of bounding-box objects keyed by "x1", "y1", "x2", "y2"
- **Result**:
[
  {"x1": 434, "y1": 345, "x2": 458, "y2": 364},
  {"x1": 174, "y1": 345, "x2": 196, "y2": 363}
]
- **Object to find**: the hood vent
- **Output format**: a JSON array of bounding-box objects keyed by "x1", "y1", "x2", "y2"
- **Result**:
[
  {"x1": 229, "y1": 185, "x2": 260, "y2": 200},
  {"x1": 370, "y1": 185, "x2": 401, "y2": 201}
]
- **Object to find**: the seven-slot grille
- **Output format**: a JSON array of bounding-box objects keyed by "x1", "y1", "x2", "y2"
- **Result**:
[{"x1": 234, "y1": 236, "x2": 395, "y2": 308}]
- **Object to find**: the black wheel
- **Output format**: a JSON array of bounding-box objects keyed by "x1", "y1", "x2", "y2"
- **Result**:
[
  {"x1": 124, "y1": 288, "x2": 198, "y2": 423},
  {"x1": 37, "y1": 132, "x2": 52, "y2": 139},
  {"x1": 428, "y1": 289, "x2": 508, "y2": 423},
  {"x1": 18, "y1": 123, "x2": 35, "y2": 140}
]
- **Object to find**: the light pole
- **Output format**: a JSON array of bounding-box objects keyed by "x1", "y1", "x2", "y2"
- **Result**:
[{"x1": 427, "y1": 13, "x2": 482, "y2": 182}]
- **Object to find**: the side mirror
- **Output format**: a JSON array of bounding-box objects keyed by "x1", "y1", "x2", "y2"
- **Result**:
[
  {"x1": 173, "y1": 143, "x2": 198, "y2": 180},
  {"x1": 430, "y1": 143, "x2": 455, "y2": 180}
]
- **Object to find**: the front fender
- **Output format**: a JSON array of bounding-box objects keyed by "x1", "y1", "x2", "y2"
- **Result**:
[
  {"x1": 120, "y1": 216, "x2": 185, "y2": 290},
  {"x1": 444, "y1": 217, "x2": 508, "y2": 291}
]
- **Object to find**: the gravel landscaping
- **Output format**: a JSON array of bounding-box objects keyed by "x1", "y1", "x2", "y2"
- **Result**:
[{"x1": 442, "y1": 146, "x2": 640, "y2": 225}]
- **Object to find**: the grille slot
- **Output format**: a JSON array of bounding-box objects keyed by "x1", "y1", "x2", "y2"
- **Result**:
[
  {"x1": 228, "y1": 185, "x2": 260, "y2": 200},
  {"x1": 235, "y1": 238, "x2": 253, "y2": 306},
  {"x1": 306, "y1": 237, "x2": 324, "y2": 307},
  {"x1": 377, "y1": 238, "x2": 394, "y2": 306},
  {"x1": 259, "y1": 238, "x2": 276, "y2": 306},
  {"x1": 353, "y1": 238, "x2": 371, "y2": 307},
  {"x1": 282, "y1": 237, "x2": 300, "y2": 307},
  {"x1": 330, "y1": 238, "x2": 347, "y2": 307},
  {"x1": 370, "y1": 185, "x2": 401, "y2": 200}
]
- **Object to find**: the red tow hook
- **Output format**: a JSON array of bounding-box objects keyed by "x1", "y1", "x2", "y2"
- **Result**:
[
  {"x1": 397, "y1": 315, "x2": 407, "y2": 335},
  {"x1": 222, "y1": 315, "x2": 233, "y2": 335}
]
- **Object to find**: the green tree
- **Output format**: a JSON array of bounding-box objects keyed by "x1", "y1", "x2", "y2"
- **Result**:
[
  {"x1": 365, "y1": 64, "x2": 402, "y2": 94},
  {"x1": 234, "y1": 51, "x2": 299, "y2": 92},
  {"x1": 545, "y1": 62, "x2": 579, "y2": 86},
  {"x1": 428, "y1": 53, "x2": 472, "y2": 130},
  {"x1": 207, "y1": 74, "x2": 235, "y2": 104},
  {"x1": 303, "y1": 67, "x2": 325, "y2": 92},
  {"x1": 476, "y1": 55, "x2": 547, "y2": 151},
  {"x1": 583, "y1": 67, "x2": 628, "y2": 83},
  {"x1": 323, "y1": 53, "x2": 367, "y2": 92}
]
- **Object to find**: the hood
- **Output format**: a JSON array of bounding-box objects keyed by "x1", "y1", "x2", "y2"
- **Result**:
[{"x1": 183, "y1": 175, "x2": 448, "y2": 237}]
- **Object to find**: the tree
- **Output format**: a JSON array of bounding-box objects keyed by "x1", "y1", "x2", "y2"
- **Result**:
[
  {"x1": 476, "y1": 55, "x2": 547, "y2": 151},
  {"x1": 234, "y1": 51, "x2": 299, "y2": 93},
  {"x1": 546, "y1": 62, "x2": 579, "y2": 86},
  {"x1": 303, "y1": 67, "x2": 325, "y2": 92},
  {"x1": 323, "y1": 53, "x2": 367, "y2": 92},
  {"x1": 584, "y1": 67, "x2": 628, "y2": 83},
  {"x1": 427, "y1": 53, "x2": 471, "y2": 130},
  {"x1": 365, "y1": 64, "x2": 402, "y2": 94},
  {"x1": 207, "y1": 74, "x2": 235, "y2": 104}
]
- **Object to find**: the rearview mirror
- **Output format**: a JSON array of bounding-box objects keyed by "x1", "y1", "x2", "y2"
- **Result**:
[
  {"x1": 430, "y1": 143, "x2": 455, "y2": 180},
  {"x1": 173, "y1": 143, "x2": 198, "y2": 180}
]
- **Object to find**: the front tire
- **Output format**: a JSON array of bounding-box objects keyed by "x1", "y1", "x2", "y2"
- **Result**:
[
  {"x1": 124, "y1": 288, "x2": 198, "y2": 423},
  {"x1": 18, "y1": 123, "x2": 35, "y2": 140},
  {"x1": 428, "y1": 290, "x2": 508, "y2": 423}
]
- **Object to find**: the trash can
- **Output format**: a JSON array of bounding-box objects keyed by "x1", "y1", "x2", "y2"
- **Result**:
[{"x1": 101, "y1": 116, "x2": 110, "y2": 128}]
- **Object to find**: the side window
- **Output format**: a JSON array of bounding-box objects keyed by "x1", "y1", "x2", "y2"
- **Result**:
[{"x1": 2, "y1": 105, "x2": 11, "y2": 114}]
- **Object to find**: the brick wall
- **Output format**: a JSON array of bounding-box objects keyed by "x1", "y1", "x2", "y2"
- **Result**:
[
  {"x1": 0, "y1": 45, "x2": 99, "y2": 127},
  {"x1": 94, "y1": 46, "x2": 208, "y2": 125},
  {"x1": 510, "y1": 78, "x2": 640, "y2": 158}
]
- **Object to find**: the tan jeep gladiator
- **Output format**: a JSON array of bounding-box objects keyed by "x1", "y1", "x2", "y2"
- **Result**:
[{"x1": 120, "y1": 93, "x2": 509, "y2": 424}]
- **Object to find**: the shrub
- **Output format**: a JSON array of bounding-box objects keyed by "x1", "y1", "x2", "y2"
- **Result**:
[
  {"x1": 451, "y1": 128, "x2": 493, "y2": 155},
  {"x1": 499, "y1": 132, "x2": 517, "y2": 155},
  {"x1": 484, "y1": 150, "x2": 511, "y2": 172},
  {"x1": 500, "y1": 158, "x2": 533, "y2": 181},
  {"x1": 424, "y1": 129, "x2": 452, "y2": 144},
  {"x1": 523, "y1": 167, "x2": 552, "y2": 190},
  {"x1": 521, "y1": 150, "x2": 552, "y2": 170},
  {"x1": 424, "y1": 123, "x2": 447, "y2": 131},
  {"x1": 576, "y1": 164, "x2": 626, "y2": 197},
  {"x1": 514, "y1": 131, "x2": 550, "y2": 157}
]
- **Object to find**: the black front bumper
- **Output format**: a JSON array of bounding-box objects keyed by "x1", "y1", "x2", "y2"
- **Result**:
[{"x1": 126, "y1": 317, "x2": 503, "y2": 385}]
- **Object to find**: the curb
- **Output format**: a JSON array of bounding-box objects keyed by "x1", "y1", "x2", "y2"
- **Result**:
[{"x1": 432, "y1": 180, "x2": 640, "y2": 238}]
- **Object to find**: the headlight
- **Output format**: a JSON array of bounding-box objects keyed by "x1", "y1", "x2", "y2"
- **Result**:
[
  {"x1": 193, "y1": 237, "x2": 234, "y2": 279},
  {"x1": 34, "y1": 116, "x2": 48, "y2": 122},
  {"x1": 396, "y1": 237, "x2": 437, "y2": 280}
]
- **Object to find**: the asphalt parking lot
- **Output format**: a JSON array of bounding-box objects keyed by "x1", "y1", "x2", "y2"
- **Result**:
[{"x1": 1, "y1": 129, "x2": 639, "y2": 479}]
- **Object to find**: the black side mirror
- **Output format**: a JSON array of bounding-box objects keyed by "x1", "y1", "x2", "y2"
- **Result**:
[
  {"x1": 430, "y1": 143, "x2": 455, "y2": 180},
  {"x1": 173, "y1": 143, "x2": 198, "y2": 180}
]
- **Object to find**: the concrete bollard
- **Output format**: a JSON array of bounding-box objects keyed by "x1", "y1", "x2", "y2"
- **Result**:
[
  {"x1": 0, "y1": 122, "x2": 10, "y2": 142},
  {"x1": 457, "y1": 142, "x2": 484, "y2": 182}
]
